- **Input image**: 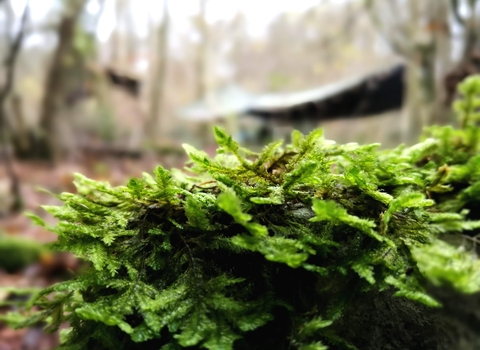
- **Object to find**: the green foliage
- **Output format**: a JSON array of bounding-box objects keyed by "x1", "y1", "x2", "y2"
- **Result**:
[
  {"x1": 411, "y1": 239, "x2": 480, "y2": 294},
  {"x1": 4, "y1": 76, "x2": 480, "y2": 349},
  {"x1": 0, "y1": 234, "x2": 48, "y2": 273}
]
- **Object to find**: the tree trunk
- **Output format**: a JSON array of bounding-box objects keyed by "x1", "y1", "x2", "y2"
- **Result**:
[
  {"x1": 37, "y1": 0, "x2": 86, "y2": 163},
  {"x1": 459, "y1": 0, "x2": 479, "y2": 61},
  {"x1": 110, "y1": 0, "x2": 126, "y2": 67},
  {"x1": 110, "y1": 0, "x2": 137, "y2": 70},
  {"x1": 195, "y1": 0, "x2": 209, "y2": 100},
  {"x1": 0, "y1": 3, "x2": 28, "y2": 212},
  {"x1": 8, "y1": 93, "x2": 31, "y2": 157},
  {"x1": 147, "y1": 0, "x2": 170, "y2": 142},
  {"x1": 366, "y1": 0, "x2": 455, "y2": 143},
  {"x1": 431, "y1": 0, "x2": 455, "y2": 126},
  {"x1": 124, "y1": 2, "x2": 137, "y2": 66}
]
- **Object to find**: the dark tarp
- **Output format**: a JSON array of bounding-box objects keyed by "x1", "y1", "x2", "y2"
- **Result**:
[{"x1": 247, "y1": 64, "x2": 405, "y2": 122}]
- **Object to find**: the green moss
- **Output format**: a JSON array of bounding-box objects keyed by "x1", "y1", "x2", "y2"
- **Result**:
[
  {"x1": 0, "y1": 234, "x2": 47, "y2": 273},
  {"x1": 3, "y1": 76, "x2": 480, "y2": 349}
]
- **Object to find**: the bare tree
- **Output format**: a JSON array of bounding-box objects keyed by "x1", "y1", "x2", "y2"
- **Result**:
[
  {"x1": 195, "y1": 0, "x2": 209, "y2": 99},
  {"x1": 110, "y1": 0, "x2": 138, "y2": 68},
  {"x1": 451, "y1": 0, "x2": 480, "y2": 60},
  {"x1": 38, "y1": 0, "x2": 87, "y2": 163},
  {"x1": 365, "y1": 0, "x2": 453, "y2": 142},
  {"x1": 147, "y1": 0, "x2": 170, "y2": 142},
  {"x1": 0, "y1": 2, "x2": 29, "y2": 212},
  {"x1": 110, "y1": 0, "x2": 126, "y2": 66}
]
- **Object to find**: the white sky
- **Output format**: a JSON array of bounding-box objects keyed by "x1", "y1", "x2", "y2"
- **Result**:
[
  {"x1": 9, "y1": 0, "x2": 353, "y2": 68},
  {"x1": 12, "y1": 0, "x2": 333, "y2": 40},
  {"x1": 98, "y1": 0, "x2": 327, "y2": 40},
  {"x1": 11, "y1": 0, "x2": 53, "y2": 21}
]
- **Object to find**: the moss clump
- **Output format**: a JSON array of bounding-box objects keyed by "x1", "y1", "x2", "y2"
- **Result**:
[
  {"x1": 3, "y1": 76, "x2": 480, "y2": 349},
  {"x1": 0, "y1": 234, "x2": 48, "y2": 273}
]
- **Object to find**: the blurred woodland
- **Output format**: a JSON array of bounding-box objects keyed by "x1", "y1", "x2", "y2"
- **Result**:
[{"x1": 2, "y1": 0, "x2": 480, "y2": 348}]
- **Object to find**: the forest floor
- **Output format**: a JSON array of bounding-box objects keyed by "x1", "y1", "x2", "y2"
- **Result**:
[{"x1": 0, "y1": 153, "x2": 187, "y2": 350}]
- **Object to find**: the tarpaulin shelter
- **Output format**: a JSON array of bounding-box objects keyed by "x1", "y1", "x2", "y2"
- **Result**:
[{"x1": 176, "y1": 63, "x2": 405, "y2": 145}]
